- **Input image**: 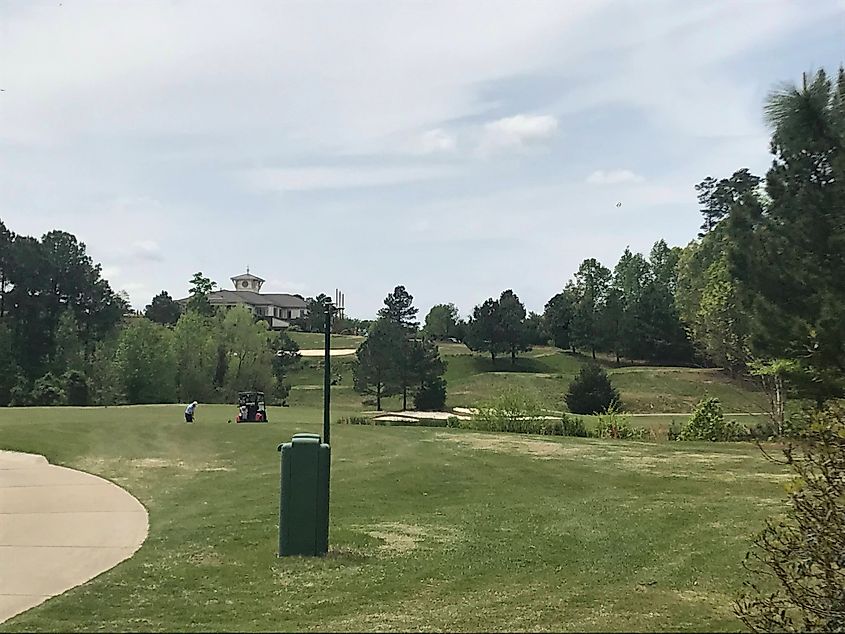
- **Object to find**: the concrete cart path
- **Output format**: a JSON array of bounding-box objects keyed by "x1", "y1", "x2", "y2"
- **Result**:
[
  {"x1": 0, "y1": 450, "x2": 149, "y2": 624},
  {"x1": 298, "y1": 348, "x2": 357, "y2": 357}
]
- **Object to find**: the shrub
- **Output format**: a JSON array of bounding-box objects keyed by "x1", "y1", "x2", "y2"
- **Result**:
[
  {"x1": 678, "y1": 397, "x2": 747, "y2": 441},
  {"x1": 9, "y1": 375, "x2": 32, "y2": 407},
  {"x1": 63, "y1": 370, "x2": 89, "y2": 406},
  {"x1": 565, "y1": 364, "x2": 621, "y2": 414},
  {"x1": 30, "y1": 373, "x2": 67, "y2": 406},
  {"x1": 560, "y1": 414, "x2": 589, "y2": 437},
  {"x1": 336, "y1": 415, "x2": 370, "y2": 425},
  {"x1": 446, "y1": 415, "x2": 461, "y2": 428},
  {"x1": 414, "y1": 377, "x2": 447, "y2": 411},
  {"x1": 471, "y1": 388, "x2": 547, "y2": 433},
  {"x1": 595, "y1": 406, "x2": 648, "y2": 440},
  {"x1": 735, "y1": 405, "x2": 845, "y2": 631},
  {"x1": 667, "y1": 419, "x2": 682, "y2": 441}
]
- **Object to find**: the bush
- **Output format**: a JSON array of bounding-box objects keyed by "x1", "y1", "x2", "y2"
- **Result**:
[
  {"x1": 30, "y1": 372, "x2": 67, "y2": 406},
  {"x1": 560, "y1": 414, "x2": 589, "y2": 437},
  {"x1": 9, "y1": 375, "x2": 32, "y2": 406},
  {"x1": 336, "y1": 415, "x2": 370, "y2": 425},
  {"x1": 414, "y1": 377, "x2": 447, "y2": 411},
  {"x1": 594, "y1": 406, "x2": 648, "y2": 440},
  {"x1": 735, "y1": 405, "x2": 845, "y2": 631},
  {"x1": 565, "y1": 364, "x2": 621, "y2": 414},
  {"x1": 63, "y1": 370, "x2": 89, "y2": 406},
  {"x1": 678, "y1": 397, "x2": 747, "y2": 441},
  {"x1": 471, "y1": 388, "x2": 548, "y2": 433},
  {"x1": 446, "y1": 415, "x2": 461, "y2": 428}
]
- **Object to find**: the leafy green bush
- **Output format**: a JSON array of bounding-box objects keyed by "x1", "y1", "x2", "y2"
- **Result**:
[
  {"x1": 63, "y1": 370, "x2": 89, "y2": 406},
  {"x1": 565, "y1": 364, "x2": 621, "y2": 414},
  {"x1": 414, "y1": 377, "x2": 447, "y2": 411},
  {"x1": 595, "y1": 406, "x2": 648, "y2": 440},
  {"x1": 30, "y1": 373, "x2": 67, "y2": 406},
  {"x1": 446, "y1": 415, "x2": 461, "y2": 428},
  {"x1": 9, "y1": 375, "x2": 32, "y2": 406},
  {"x1": 735, "y1": 405, "x2": 845, "y2": 631},
  {"x1": 336, "y1": 415, "x2": 371, "y2": 425},
  {"x1": 470, "y1": 388, "x2": 548, "y2": 433},
  {"x1": 678, "y1": 397, "x2": 747, "y2": 441},
  {"x1": 560, "y1": 414, "x2": 589, "y2": 437}
]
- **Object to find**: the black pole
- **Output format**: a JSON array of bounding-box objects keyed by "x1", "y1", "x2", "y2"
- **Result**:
[{"x1": 323, "y1": 301, "x2": 332, "y2": 445}]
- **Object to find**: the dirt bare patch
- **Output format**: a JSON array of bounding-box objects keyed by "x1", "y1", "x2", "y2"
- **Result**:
[
  {"x1": 359, "y1": 522, "x2": 460, "y2": 555},
  {"x1": 435, "y1": 431, "x2": 594, "y2": 459},
  {"x1": 78, "y1": 456, "x2": 233, "y2": 475}
]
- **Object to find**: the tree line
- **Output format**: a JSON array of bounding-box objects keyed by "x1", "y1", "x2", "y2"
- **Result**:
[
  {"x1": 416, "y1": 241, "x2": 691, "y2": 369},
  {"x1": 0, "y1": 239, "x2": 299, "y2": 406}
]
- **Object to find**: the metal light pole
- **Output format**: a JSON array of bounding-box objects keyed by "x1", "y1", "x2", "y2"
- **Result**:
[{"x1": 323, "y1": 300, "x2": 333, "y2": 445}]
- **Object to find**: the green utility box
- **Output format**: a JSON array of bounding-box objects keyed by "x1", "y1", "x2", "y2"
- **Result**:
[{"x1": 278, "y1": 433, "x2": 330, "y2": 556}]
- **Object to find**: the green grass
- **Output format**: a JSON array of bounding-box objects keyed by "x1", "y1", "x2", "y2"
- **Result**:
[
  {"x1": 607, "y1": 367, "x2": 766, "y2": 414},
  {"x1": 440, "y1": 346, "x2": 766, "y2": 415},
  {"x1": 282, "y1": 339, "x2": 766, "y2": 421},
  {"x1": 287, "y1": 332, "x2": 365, "y2": 349},
  {"x1": 0, "y1": 405, "x2": 789, "y2": 632}
]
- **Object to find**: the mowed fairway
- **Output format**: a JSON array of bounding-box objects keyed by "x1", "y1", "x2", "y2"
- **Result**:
[{"x1": 0, "y1": 405, "x2": 789, "y2": 632}]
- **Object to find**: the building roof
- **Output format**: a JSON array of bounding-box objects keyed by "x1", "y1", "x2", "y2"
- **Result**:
[
  {"x1": 231, "y1": 273, "x2": 265, "y2": 282},
  {"x1": 206, "y1": 289, "x2": 306, "y2": 309}
]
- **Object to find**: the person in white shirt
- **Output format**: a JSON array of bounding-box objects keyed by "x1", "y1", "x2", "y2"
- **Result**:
[{"x1": 185, "y1": 401, "x2": 198, "y2": 423}]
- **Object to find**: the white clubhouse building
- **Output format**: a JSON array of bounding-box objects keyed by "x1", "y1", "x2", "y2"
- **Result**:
[{"x1": 179, "y1": 271, "x2": 307, "y2": 330}]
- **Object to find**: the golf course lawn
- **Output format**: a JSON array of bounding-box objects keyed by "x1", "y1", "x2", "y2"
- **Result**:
[{"x1": 0, "y1": 405, "x2": 789, "y2": 632}]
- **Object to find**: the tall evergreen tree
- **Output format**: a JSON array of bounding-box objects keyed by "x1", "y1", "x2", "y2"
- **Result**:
[
  {"x1": 466, "y1": 297, "x2": 507, "y2": 363},
  {"x1": 544, "y1": 286, "x2": 577, "y2": 351},
  {"x1": 498, "y1": 289, "x2": 530, "y2": 365},
  {"x1": 145, "y1": 291, "x2": 182, "y2": 325},
  {"x1": 378, "y1": 285, "x2": 419, "y2": 332},
  {"x1": 727, "y1": 68, "x2": 845, "y2": 399},
  {"x1": 353, "y1": 318, "x2": 402, "y2": 411},
  {"x1": 570, "y1": 258, "x2": 611, "y2": 359}
]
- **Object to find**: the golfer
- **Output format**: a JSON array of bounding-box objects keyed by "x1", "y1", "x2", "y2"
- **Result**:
[{"x1": 185, "y1": 401, "x2": 198, "y2": 423}]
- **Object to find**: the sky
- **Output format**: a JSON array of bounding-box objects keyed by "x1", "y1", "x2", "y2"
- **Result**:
[{"x1": 2, "y1": 0, "x2": 845, "y2": 319}]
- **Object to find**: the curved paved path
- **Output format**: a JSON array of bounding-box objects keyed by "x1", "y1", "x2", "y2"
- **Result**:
[{"x1": 0, "y1": 450, "x2": 148, "y2": 624}]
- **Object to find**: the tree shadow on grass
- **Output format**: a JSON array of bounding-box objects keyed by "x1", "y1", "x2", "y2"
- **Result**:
[{"x1": 468, "y1": 356, "x2": 557, "y2": 374}]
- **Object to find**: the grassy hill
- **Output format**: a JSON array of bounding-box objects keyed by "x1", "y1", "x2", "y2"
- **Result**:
[
  {"x1": 287, "y1": 331, "x2": 365, "y2": 349},
  {"x1": 0, "y1": 404, "x2": 789, "y2": 632},
  {"x1": 285, "y1": 340, "x2": 767, "y2": 418}
]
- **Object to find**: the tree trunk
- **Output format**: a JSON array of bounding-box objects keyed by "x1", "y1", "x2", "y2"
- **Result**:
[
  {"x1": 591, "y1": 346, "x2": 596, "y2": 360},
  {"x1": 376, "y1": 383, "x2": 382, "y2": 411},
  {"x1": 402, "y1": 386, "x2": 407, "y2": 411},
  {"x1": 615, "y1": 350, "x2": 620, "y2": 365},
  {"x1": 511, "y1": 348, "x2": 516, "y2": 365},
  {"x1": 491, "y1": 351, "x2": 496, "y2": 365}
]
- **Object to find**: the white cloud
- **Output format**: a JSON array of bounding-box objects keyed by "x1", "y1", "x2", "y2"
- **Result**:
[
  {"x1": 586, "y1": 169, "x2": 645, "y2": 185},
  {"x1": 242, "y1": 166, "x2": 449, "y2": 192},
  {"x1": 0, "y1": 0, "x2": 840, "y2": 317},
  {"x1": 415, "y1": 129, "x2": 457, "y2": 155},
  {"x1": 131, "y1": 240, "x2": 163, "y2": 261},
  {"x1": 478, "y1": 114, "x2": 559, "y2": 155}
]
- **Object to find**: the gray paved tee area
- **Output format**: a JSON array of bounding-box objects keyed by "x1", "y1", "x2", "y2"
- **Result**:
[{"x1": 0, "y1": 450, "x2": 148, "y2": 624}]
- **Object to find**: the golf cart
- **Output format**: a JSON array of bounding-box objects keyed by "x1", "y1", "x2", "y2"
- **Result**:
[{"x1": 236, "y1": 391, "x2": 268, "y2": 423}]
